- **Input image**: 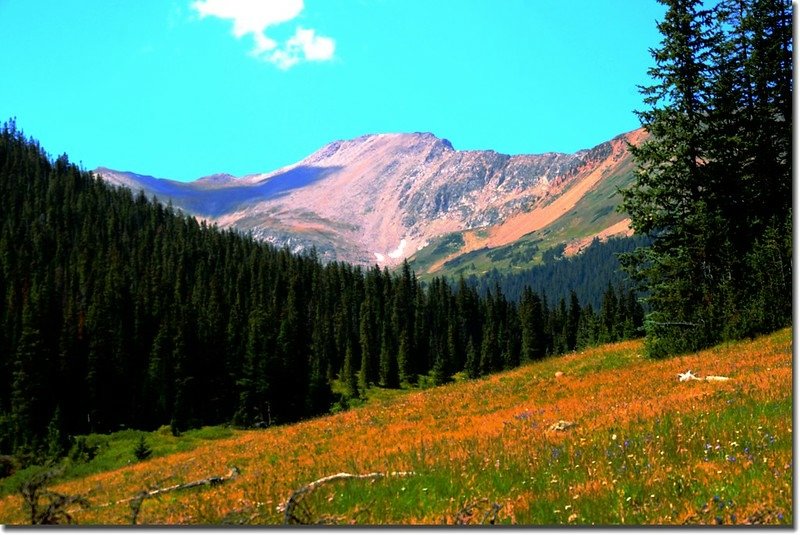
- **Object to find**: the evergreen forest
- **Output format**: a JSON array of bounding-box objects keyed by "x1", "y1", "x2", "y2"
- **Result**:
[
  {"x1": 0, "y1": 121, "x2": 642, "y2": 463},
  {"x1": 468, "y1": 235, "x2": 651, "y2": 309}
]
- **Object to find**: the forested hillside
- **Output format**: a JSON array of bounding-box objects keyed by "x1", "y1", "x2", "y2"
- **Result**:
[
  {"x1": 0, "y1": 122, "x2": 643, "y2": 463},
  {"x1": 467, "y1": 235, "x2": 651, "y2": 308}
]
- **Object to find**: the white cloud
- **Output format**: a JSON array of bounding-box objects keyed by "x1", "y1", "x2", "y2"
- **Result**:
[
  {"x1": 192, "y1": 0, "x2": 302, "y2": 39},
  {"x1": 191, "y1": 0, "x2": 335, "y2": 69},
  {"x1": 269, "y1": 27, "x2": 335, "y2": 69},
  {"x1": 268, "y1": 48, "x2": 299, "y2": 70},
  {"x1": 289, "y1": 27, "x2": 335, "y2": 60}
]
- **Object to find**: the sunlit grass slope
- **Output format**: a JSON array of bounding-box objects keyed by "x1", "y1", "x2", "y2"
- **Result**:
[{"x1": 0, "y1": 328, "x2": 791, "y2": 525}]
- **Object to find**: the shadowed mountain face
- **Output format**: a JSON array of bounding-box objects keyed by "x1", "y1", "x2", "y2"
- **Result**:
[
  {"x1": 96, "y1": 128, "x2": 644, "y2": 270},
  {"x1": 98, "y1": 165, "x2": 341, "y2": 218}
]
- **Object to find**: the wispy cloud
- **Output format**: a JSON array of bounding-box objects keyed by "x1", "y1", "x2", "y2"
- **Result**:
[{"x1": 191, "y1": 0, "x2": 335, "y2": 69}]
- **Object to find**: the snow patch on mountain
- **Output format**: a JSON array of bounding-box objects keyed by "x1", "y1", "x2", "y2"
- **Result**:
[{"x1": 387, "y1": 239, "x2": 407, "y2": 260}]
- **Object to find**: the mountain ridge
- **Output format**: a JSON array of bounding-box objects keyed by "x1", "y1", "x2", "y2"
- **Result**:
[{"x1": 95, "y1": 128, "x2": 644, "y2": 271}]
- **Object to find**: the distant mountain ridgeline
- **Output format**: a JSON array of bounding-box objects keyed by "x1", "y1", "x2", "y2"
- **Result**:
[
  {"x1": 96, "y1": 128, "x2": 644, "y2": 276},
  {"x1": 0, "y1": 122, "x2": 644, "y2": 463}
]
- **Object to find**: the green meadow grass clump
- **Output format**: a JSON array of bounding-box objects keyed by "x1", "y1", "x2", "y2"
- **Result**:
[{"x1": 0, "y1": 425, "x2": 234, "y2": 499}]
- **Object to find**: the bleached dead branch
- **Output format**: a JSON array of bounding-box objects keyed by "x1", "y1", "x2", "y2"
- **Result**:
[
  {"x1": 280, "y1": 471, "x2": 415, "y2": 525},
  {"x1": 678, "y1": 370, "x2": 731, "y2": 382}
]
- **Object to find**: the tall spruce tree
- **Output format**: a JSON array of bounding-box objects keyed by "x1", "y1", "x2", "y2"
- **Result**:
[
  {"x1": 342, "y1": 340, "x2": 359, "y2": 399},
  {"x1": 621, "y1": 0, "x2": 791, "y2": 357},
  {"x1": 357, "y1": 300, "x2": 374, "y2": 392},
  {"x1": 566, "y1": 290, "x2": 581, "y2": 351},
  {"x1": 622, "y1": 0, "x2": 719, "y2": 356}
]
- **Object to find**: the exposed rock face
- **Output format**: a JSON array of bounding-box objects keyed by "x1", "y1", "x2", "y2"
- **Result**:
[{"x1": 95, "y1": 128, "x2": 644, "y2": 268}]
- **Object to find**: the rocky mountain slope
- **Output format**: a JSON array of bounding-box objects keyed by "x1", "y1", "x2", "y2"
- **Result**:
[{"x1": 96, "y1": 128, "x2": 645, "y2": 273}]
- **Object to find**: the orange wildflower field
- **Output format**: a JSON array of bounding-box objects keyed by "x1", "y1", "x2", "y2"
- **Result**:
[{"x1": 0, "y1": 328, "x2": 792, "y2": 525}]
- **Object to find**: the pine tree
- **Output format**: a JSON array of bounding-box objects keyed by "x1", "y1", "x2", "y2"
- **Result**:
[
  {"x1": 576, "y1": 305, "x2": 599, "y2": 350},
  {"x1": 234, "y1": 308, "x2": 269, "y2": 427},
  {"x1": 431, "y1": 348, "x2": 449, "y2": 386},
  {"x1": 396, "y1": 335, "x2": 413, "y2": 386},
  {"x1": 11, "y1": 298, "x2": 45, "y2": 452},
  {"x1": 342, "y1": 341, "x2": 359, "y2": 399},
  {"x1": 566, "y1": 290, "x2": 581, "y2": 351},
  {"x1": 464, "y1": 339, "x2": 480, "y2": 379},
  {"x1": 133, "y1": 434, "x2": 152, "y2": 461},
  {"x1": 45, "y1": 407, "x2": 66, "y2": 461},
  {"x1": 600, "y1": 284, "x2": 618, "y2": 344},
  {"x1": 446, "y1": 321, "x2": 462, "y2": 372},
  {"x1": 378, "y1": 321, "x2": 398, "y2": 388},
  {"x1": 503, "y1": 307, "x2": 521, "y2": 369},
  {"x1": 552, "y1": 298, "x2": 568, "y2": 355},
  {"x1": 169, "y1": 316, "x2": 196, "y2": 435},
  {"x1": 622, "y1": 0, "x2": 720, "y2": 356},
  {"x1": 276, "y1": 275, "x2": 308, "y2": 420},
  {"x1": 519, "y1": 288, "x2": 545, "y2": 361},
  {"x1": 621, "y1": 0, "x2": 792, "y2": 356},
  {"x1": 147, "y1": 322, "x2": 172, "y2": 425},
  {"x1": 358, "y1": 298, "x2": 374, "y2": 392},
  {"x1": 307, "y1": 304, "x2": 334, "y2": 415},
  {"x1": 479, "y1": 320, "x2": 498, "y2": 375}
]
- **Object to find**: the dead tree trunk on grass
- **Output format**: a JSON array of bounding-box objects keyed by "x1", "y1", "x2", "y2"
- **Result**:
[{"x1": 125, "y1": 466, "x2": 240, "y2": 525}]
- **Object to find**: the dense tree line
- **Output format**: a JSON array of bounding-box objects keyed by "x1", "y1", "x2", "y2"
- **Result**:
[
  {"x1": 621, "y1": 0, "x2": 792, "y2": 357},
  {"x1": 0, "y1": 121, "x2": 644, "y2": 462},
  {"x1": 467, "y1": 235, "x2": 651, "y2": 309}
]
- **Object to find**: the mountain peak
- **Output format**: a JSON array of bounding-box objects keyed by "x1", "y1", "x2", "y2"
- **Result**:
[
  {"x1": 337, "y1": 131, "x2": 454, "y2": 150},
  {"x1": 301, "y1": 131, "x2": 455, "y2": 167},
  {"x1": 349, "y1": 131, "x2": 450, "y2": 143}
]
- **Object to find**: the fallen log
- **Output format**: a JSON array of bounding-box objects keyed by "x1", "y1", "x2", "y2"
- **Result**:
[
  {"x1": 96, "y1": 466, "x2": 240, "y2": 525},
  {"x1": 678, "y1": 370, "x2": 732, "y2": 383},
  {"x1": 132, "y1": 466, "x2": 240, "y2": 501}
]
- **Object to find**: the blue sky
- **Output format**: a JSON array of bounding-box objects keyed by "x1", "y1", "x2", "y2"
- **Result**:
[{"x1": 0, "y1": 1, "x2": 666, "y2": 181}]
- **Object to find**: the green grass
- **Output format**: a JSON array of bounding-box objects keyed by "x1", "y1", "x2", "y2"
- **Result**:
[
  {"x1": 515, "y1": 396, "x2": 793, "y2": 525},
  {"x1": 407, "y1": 232, "x2": 466, "y2": 273},
  {"x1": 0, "y1": 425, "x2": 234, "y2": 499},
  {"x1": 289, "y1": 392, "x2": 791, "y2": 525},
  {"x1": 567, "y1": 347, "x2": 641, "y2": 376}
]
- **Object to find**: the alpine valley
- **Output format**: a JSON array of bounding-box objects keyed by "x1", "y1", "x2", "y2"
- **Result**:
[{"x1": 96, "y1": 128, "x2": 646, "y2": 277}]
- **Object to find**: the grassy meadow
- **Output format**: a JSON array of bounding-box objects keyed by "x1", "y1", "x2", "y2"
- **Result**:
[{"x1": 0, "y1": 328, "x2": 791, "y2": 525}]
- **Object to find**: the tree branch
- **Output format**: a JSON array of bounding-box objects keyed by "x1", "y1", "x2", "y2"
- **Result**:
[{"x1": 280, "y1": 471, "x2": 415, "y2": 525}]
